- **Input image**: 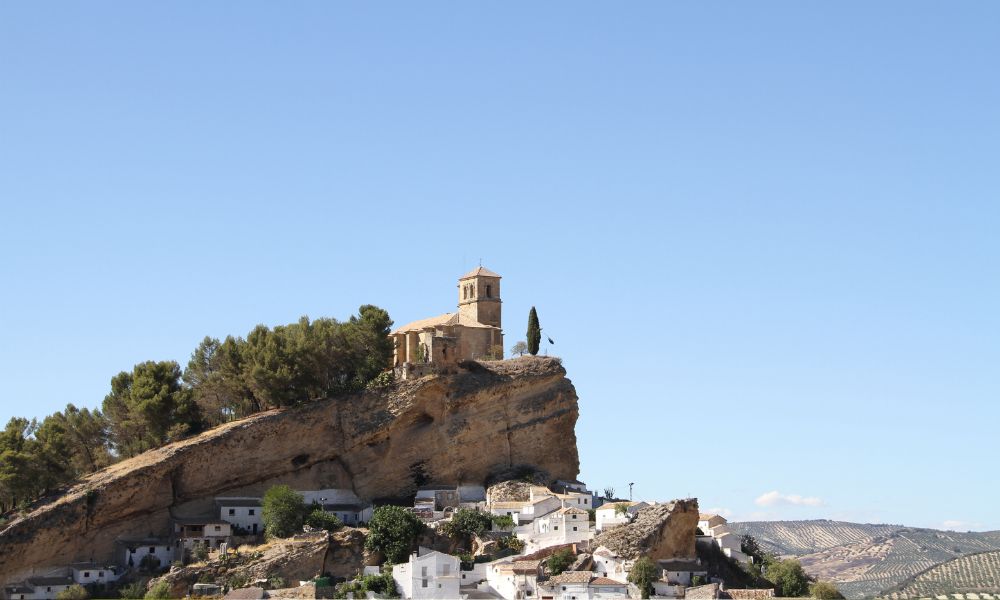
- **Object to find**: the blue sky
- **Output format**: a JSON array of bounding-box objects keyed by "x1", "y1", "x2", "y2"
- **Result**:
[{"x1": 1, "y1": 2, "x2": 998, "y2": 531}]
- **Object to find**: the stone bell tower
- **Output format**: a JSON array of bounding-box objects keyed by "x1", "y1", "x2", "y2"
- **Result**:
[{"x1": 457, "y1": 266, "x2": 502, "y2": 328}]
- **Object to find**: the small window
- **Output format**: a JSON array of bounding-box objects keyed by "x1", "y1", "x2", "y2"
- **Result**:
[
  {"x1": 98, "y1": 572, "x2": 104, "y2": 577},
  {"x1": 422, "y1": 579, "x2": 428, "y2": 588},
  {"x1": 422, "y1": 566, "x2": 428, "y2": 577},
  {"x1": 84, "y1": 572, "x2": 90, "y2": 578},
  {"x1": 149, "y1": 547, "x2": 156, "y2": 553},
  {"x1": 562, "y1": 586, "x2": 567, "y2": 591},
  {"x1": 249, "y1": 509, "x2": 255, "y2": 516},
  {"x1": 554, "y1": 526, "x2": 559, "y2": 530},
  {"x1": 573, "y1": 526, "x2": 578, "y2": 531},
  {"x1": 486, "y1": 284, "x2": 492, "y2": 298},
  {"x1": 47, "y1": 588, "x2": 52, "y2": 592},
  {"x1": 229, "y1": 509, "x2": 235, "y2": 515},
  {"x1": 214, "y1": 525, "x2": 221, "y2": 531}
]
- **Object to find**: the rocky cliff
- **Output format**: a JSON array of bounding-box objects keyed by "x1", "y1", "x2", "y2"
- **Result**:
[
  {"x1": 594, "y1": 500, "x2": 700, "y2": 560},
  {"x1": 0, "y1": 357, "x2": 579, "y2": 582}
]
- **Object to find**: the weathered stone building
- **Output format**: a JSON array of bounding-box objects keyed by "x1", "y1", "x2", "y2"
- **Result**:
[{"x1": 390, "y1": 266, "x2": 504, "y2": 368}]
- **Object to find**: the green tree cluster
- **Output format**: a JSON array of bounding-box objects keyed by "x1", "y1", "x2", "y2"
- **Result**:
[
  {"x1": 261, "y1": 484, "x2": 345, "y2": 539},
  {"x1": 545, "y1": 548, "x2": 575, "y2": 576},
  {"x1": 0, "y1": 306, "x2": 393, "y2": 513},
  {"x1": 764, "y1": 558, "x2": 811, "y2": 597},
  {"x1": 364, "y1": 505, "x2": 425, "y2": 564},
  {"x1": 810, "y1": 581, "x2": 844, "y2": 599},
  {"x1": 628, "y1": 556, "x2": 657, "y2": 599},
  {"x1": 334, "y1": 571, "x2": 399, "y2": 599}
]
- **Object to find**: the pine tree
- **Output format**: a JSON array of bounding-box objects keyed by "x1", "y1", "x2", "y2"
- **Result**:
[{"x1": 527, "y1": 307, "x2": 541, "y2": 355}]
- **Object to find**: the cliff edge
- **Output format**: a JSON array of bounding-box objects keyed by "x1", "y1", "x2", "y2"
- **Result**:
[{"x1": 0, "y1": 356, "x2": 579, "y2": 581}]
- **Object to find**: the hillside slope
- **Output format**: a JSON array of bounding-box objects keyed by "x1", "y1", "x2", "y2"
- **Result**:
[
  {"x1": 726, "y1": 521, "x2": 1000, "y2": 599},
  {"x1": 0, "y1": 357, "x2": 579, "y2": 583},
  {"x1": 881, "y1": 551, "x2": 1000, "y2": 598}
]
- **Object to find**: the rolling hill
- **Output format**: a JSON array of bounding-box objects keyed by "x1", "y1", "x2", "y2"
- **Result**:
[
  {"x1": 724, "y1": 521, "x2": 1000, "y2": 599},
  {"x1": 881, "y1": 550, "x2": 1000, "y2": 598}
]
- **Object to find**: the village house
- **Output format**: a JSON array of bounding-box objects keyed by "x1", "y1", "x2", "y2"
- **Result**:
[
  {"x1": 391, "y1": 548, "x2": 460, "y2": 599},
  {"x1": 172, "y1": 517, "x2": 232, "y2": 551},
  {"x1": 70, "y1": 563, "x2": 120, "y2": 585},
  {"x1": 660, "y1": 559, "x2": 708, "y2": 586},
  {"x1": 592, "y1": 547, "x2": 629, "y2": 583},
  {"x1": 299, "y1": 489, "x2": 373, "y2": 526},
  {"x1": 522, "y1": 507, "x2": 592, "y2": 553},
  {"x1": 538, "y1": 571, "x2": 629, "y2": 600},
  {"x1": 117, "y1": 537, "x2": 175, "y2": 571},
  {"x1": 489, "y1": 501, "x2": 530, "y2": 525},
  {"x1": 482, "y1": 559, "x2": 544, "y2": 600},
  {"x1": 698, "y1": 513, "x2": 727, "y2": 533},
  {"x1": 594, "y1": 502, "x2": 648, "y2": 532},
  {"x1": 3, "y1": 576, "x2": 74, "y2": 600},
  {"x1": 217, "y1": 497, "x2": 263, "y2": 535},
  {"x1": 390, "y1": 267, "x2": 504, "y2": 374}
]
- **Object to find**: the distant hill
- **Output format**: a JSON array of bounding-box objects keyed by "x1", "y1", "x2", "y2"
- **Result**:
[
  {"x1": 881, "y1": 551, "x2": 1000, "y2": 598},
  {"x1": 725, "y1": 520, "x2": 1000, "y2": 599}
]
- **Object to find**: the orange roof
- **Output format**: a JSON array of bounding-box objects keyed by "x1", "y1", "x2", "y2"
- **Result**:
[
  {"x1": 459, "y1": 266, "x2": 501, "y2": 280},
  {"x1": 590, "y1": 577, "x2": 624, "y2": 586}
]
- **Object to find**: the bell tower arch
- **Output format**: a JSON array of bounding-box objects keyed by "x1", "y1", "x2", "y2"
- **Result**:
[{"x1": 457, "y1": 266, "x2": 502, "y2": 328}]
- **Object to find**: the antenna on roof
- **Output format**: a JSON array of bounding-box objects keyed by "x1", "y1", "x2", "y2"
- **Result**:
[{"x1": 479, "y1": 257, "x2": 482, "y2": 267}]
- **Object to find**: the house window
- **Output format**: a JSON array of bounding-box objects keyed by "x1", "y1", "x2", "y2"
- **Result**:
[
  {"x1": 214, "y1": 525, "x2": 221, "y2": 531},
  {"x1": 573, "y1": 527, "x2": 578, "y2": 531},
  {"x1": 229, "y1": 509, "x2": 235, "y2": 516},
  {"x1": 84, "y1": 572, "x2": 90, "y2": 578},
  {"x1": 421, "y1": 566, "x2": 427, "y2": 577},
  {"x1": 554, "y1": 526, "x2": 558, "y2": 530},
  {"x1": 486, "y1": 285, "x2": 492, "y2": 298},
  {"x1": 149, "y1": 547, "x2": 156, "y2": 553},
  {"x1": 562, "y1": 587, "x2": 567, "y2": 591},
  {"x1": 249, "y1": 509, "x2": 255, "y2": 516},
  {"x1": 422, "y1": 579, "x2": 428, "y2": 588},
  {"x1": 572, "y1": 514, "x2": 577, "y2": 519}
]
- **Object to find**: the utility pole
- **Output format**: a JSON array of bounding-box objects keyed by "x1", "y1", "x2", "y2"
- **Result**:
[{"x1": 629, "y1": 482, "x2": 635, "y2": 501}]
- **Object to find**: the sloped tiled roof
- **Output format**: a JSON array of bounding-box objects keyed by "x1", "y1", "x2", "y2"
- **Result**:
[
  {"x1": 547, "y1": 571, "x2": 593, "y2": 584},
  {"x1": 589, "y1": 577, "x2": 625, "y2": 586},
  {"x1": 686, "y1": 583, "x2": 721, "y2": 600},
  {"x1": 460, "y1": 266, "x2": 501, "y2": 280},
  {"x1": 511, "y1": 560, "x2": 541, "y2": 574},
  {"x1": 392, "y1": 312, "x2": 499, "y2": 334}
]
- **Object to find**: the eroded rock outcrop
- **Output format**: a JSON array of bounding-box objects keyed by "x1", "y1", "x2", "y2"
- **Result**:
[
  {"x1": 0, "y1": 357, "x2": 578, "y2": 582},
  {"x1": 594, "y1": 499, "x2": 700, "y2": 560}
]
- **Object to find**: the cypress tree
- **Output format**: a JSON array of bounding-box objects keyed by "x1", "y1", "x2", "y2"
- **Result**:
[{"x1": 526, "y1": 306, "x2": 541, "y2": 355}]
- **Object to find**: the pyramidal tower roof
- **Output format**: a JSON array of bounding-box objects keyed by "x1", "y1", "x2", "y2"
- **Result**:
[{"x1": 459, "y1": 266, "x2": 501, "y2": 280}]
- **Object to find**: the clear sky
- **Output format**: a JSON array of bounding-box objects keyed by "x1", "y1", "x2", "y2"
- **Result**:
[{"x1": 1, "y1": 2, "x2": 998, "y2": 531}]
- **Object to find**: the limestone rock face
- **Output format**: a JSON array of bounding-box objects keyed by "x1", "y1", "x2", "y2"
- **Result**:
[
  {"x1": 0, "y1": 357, "x2": 579, "y2": 581},
  {"x1": 593, "y1": 499, "x2": 700, "y2": 560}
]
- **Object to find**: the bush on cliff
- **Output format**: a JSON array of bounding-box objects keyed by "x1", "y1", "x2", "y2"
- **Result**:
[
  {"x1": 365, "y1": 505, "x2": 425, "y2": 564},
  {"x1": 262, "y1": 485, "x2": 307, "y2": 538}
]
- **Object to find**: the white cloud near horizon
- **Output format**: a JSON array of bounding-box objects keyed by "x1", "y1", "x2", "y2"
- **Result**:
[
  {"x1": 704, "y1": 507, "x2": 733, "y2": 518},
  {"x1": 755, "y1": 490, "x2": 823, "y2": 507}
]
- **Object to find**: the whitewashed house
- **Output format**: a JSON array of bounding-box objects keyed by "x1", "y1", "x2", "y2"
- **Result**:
[
  {"x1": 217, "y1": 497, "x2": 263, "y2": 535},
  {"x1": 484, "y1": 559, "x2": 543, "y2": 600},
  {"x1": 538, "y1": 571, "x2": 628, "y2": 600},
  {"x1": 556, "y1": 491, "x2": 592, "y2": 511},
  {"x1": 698, "y1": 513, "x2": 727, "y2": 533},
  {"x1": 3, "y1": 576, "x2": 75, "y2": 600},
  {"x1": 118, "y1": 537, "x2": 175, "y2": 571},
  {"x1": 70, "y1": 563, "x2": 120, "y2": 585},
  {"x1": 523, "y1": 507, "x2": 592, "y2": 553},
  {"x1": 391, "y1": 548, "x2": 460, "y2": 599},
  {"x1": 320, "y1": 501, "x2": 373, "y2": 526},
  {"x1": 592, "y1": 547, "x2": 629, "y2": 583},
  {"x1": 488, "y1": 501, "x2": 529, "y2": 525},
  {"x1": 594, "y1": 503, "x2": 632, "y2": 532}
]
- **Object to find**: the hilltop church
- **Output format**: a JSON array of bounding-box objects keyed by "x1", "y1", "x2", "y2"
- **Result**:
[{"x1": 390, "y1": 266, "x2": 504, "y2": 368}]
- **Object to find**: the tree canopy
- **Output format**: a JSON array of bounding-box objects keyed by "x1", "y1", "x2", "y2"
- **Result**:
[
  {"x1": 628, "y1": 556, "x2": 657, "y2": 599},
  {"x1": 526, "y1": 307, "x2": 541, "y2": 355},
  {"x1": 0, "y1": 305, "x2": 393, "y2": 515},
  {"x1": 262, "y1": 485, "x2": 307, "y2": 539},
  {"x1": 764, "y1": 558, "x2": 811, "y2": 597},
  {"x1": 365, "y1": 505, "x2": 425, "y2": 564}
]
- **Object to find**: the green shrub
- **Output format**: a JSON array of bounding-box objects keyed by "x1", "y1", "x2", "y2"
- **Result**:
[
  {"x1": 118, "y1": 582, "x2": 147, "y2": 599},
  {"x1": 546, "y1": 548, "x2": 575, "y2": 575},
  {"x1": 810, "y1": 581, "x2": 844, "y2": 600},
  {"x1": 628, "y1": 556, "x2": 657, "y2": 599},
  {"x1": 305, "y1": 509, "x2": 343, "y2": 532},
  {"x1": 364, "y1": 505, "x2": 425, "y2": 564},
  {"x1": 262, "y1": 485, "x2": 307, "y2": 538},
  {"x1": 143, "y1": 581, "x2": 172, "y2": 600},
  {"x1": 56, "y1": 585, "x2": 90, "y2": 600}
]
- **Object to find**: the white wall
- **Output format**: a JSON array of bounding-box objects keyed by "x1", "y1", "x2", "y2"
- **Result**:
[
  {"x1": 391, "y1": 550, "x2": 460, "y2": 599},
  {"x1": 122, "y1": 544, "x2": 174, "y2": 570}
]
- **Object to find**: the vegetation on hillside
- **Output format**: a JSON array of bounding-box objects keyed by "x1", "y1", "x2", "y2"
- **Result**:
[
  {"x1": 0, "y1": 305, "x2": 393, "y2": 515},
  {"x1": 364, "y1": 505, "x2": 426, "y2": 564}
]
